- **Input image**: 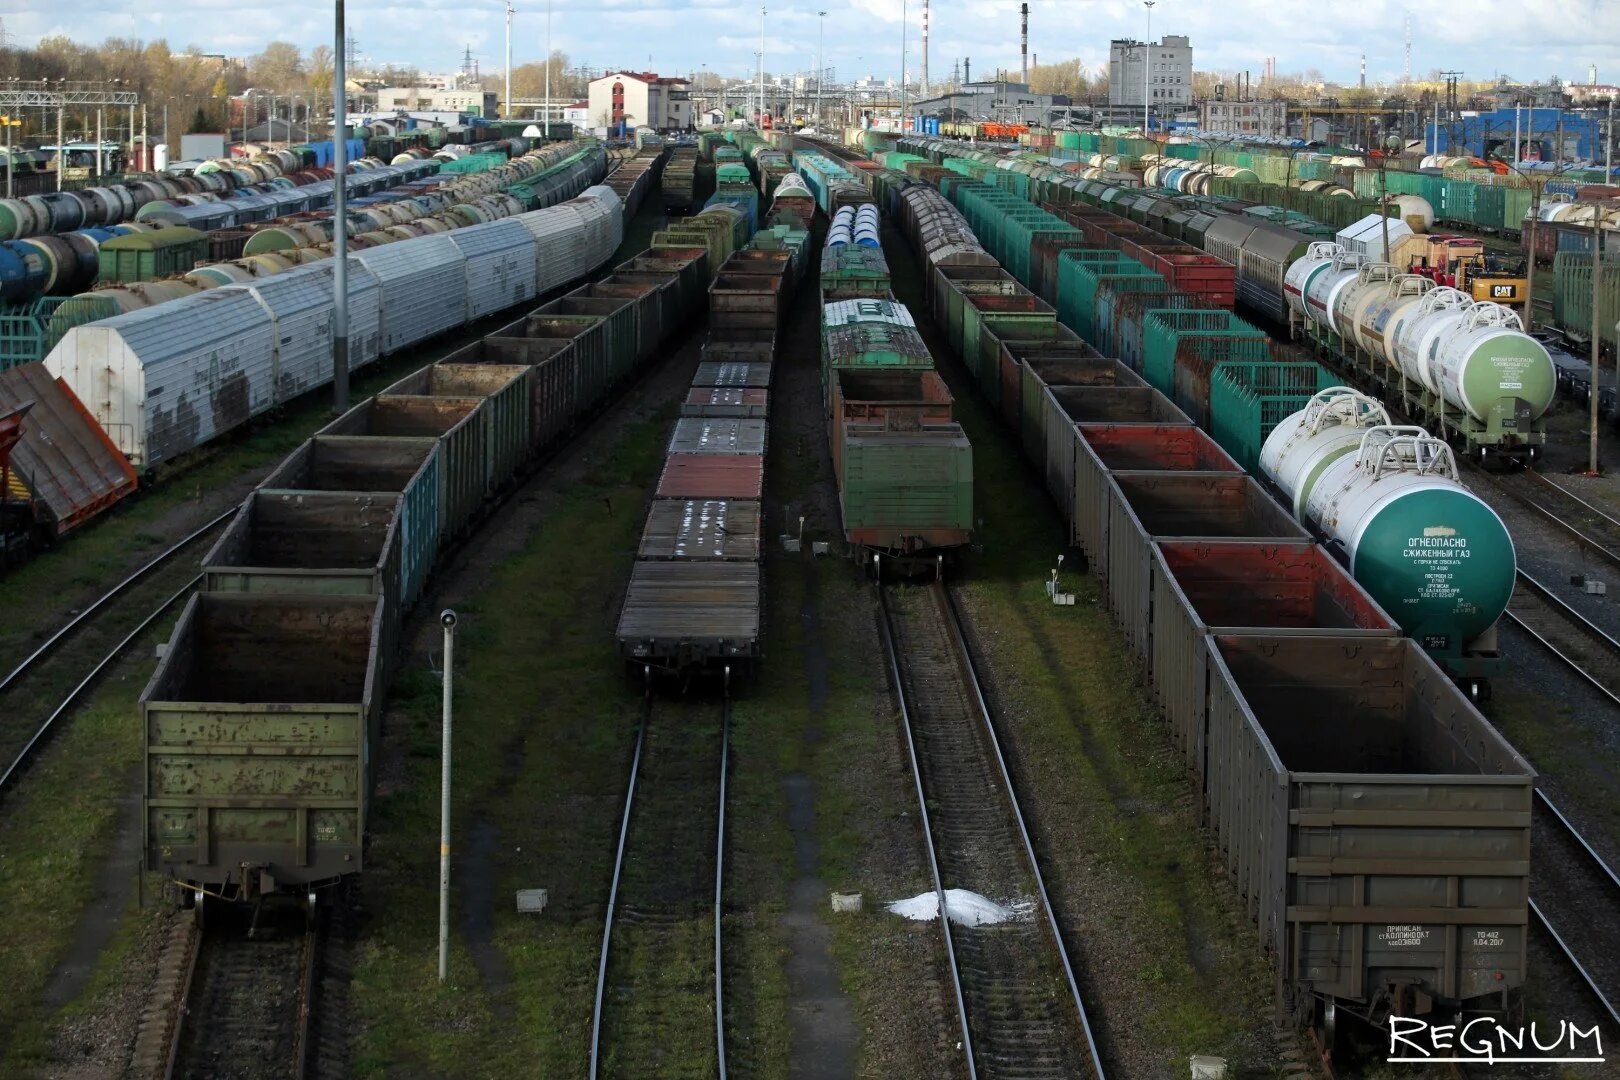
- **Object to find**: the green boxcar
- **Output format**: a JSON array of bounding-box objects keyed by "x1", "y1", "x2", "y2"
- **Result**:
[
  {"x1": 838, "y1": 422, "x2": 972, "y2": 553},
  {"x1": 96, "y1": 226, "x2": 210, "y2": 284},
  {"x1": 1551, "y1": 252, "x2": 1620, "y2": 351}
]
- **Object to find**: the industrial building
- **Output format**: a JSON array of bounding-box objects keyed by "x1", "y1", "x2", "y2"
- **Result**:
[
  {"x1": 910, "y1": 80, "x2": 1063, "y2": 125},
  {"x1": 376, "y1": 86, "x2": 499, "y2": 118},
  {"x1": 1109, "y1": 34, "x2": 1192, "y2": 115},
  {"x1": 586, "y1": 71, "x2": 692, "y2": 132},
  {"x1": 1198, "y1": 99, "x2": 1287, "y2": 137},
  {"x1": 1426, "y1": 107, "x2": 1609, "y2": 161}
]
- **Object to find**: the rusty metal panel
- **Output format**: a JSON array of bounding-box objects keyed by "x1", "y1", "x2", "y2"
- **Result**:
[
  {"x1": 638, "y1": 499, "x2": 761, "y2": 560},
  {"x1": 1018, "y1": 354, "x2": 1145, "y2": 465},
  {"x1": 1078, "y1": 422, "x2": 1242, "y2": 473},
  {"x1": 1071, "y1": 423, "x2": 1203, "y2": 572},
  {"x1": 616, "y1": 560, "x2": 761, "y2": 665},
  {"x1": 657, "y1": 453, "x2": 764, "y2": 500},
  {"x1": 0, "y1": 362, "x2": 137, "y2": 536},
  {"x1": 383, "y1": 362, "x2": 533, "y2": 490},
  {"x1": 1041, "y1": 384, "x2": 1081, "y2": 546},
  {"x1": 319, "y1": 395, "x2": 486, "y2": 537},
  {"x1": 682, "y1": 387, "x2": 769, "y2": 418},
  {"x1": 1149, "y1": 541, "x2": 1400, "y2": 791},
  {"x1": 141, "y1": 593, "x2": 384, "y2": 890},
  {"x1": 1204, "y1": 635, "x2": 1534, "y2": 1009},
  {"x1": 257, "y1": 436, "x2": 440, "y2": 608},
  {"x1": 1104, "y1": 473, "x2": 1309, "y2": 656},
  {"x1": 666, "y1": 417, "x2": 768, "y2": 455}
]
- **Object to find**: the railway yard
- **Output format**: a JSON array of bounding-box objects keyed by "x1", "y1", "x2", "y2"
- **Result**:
[{"x1": 2, "y1": 112, "x2": 1620, "y2": 1080}]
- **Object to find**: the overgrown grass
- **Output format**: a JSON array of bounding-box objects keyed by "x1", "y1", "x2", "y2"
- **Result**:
[
  {"x1": 0, "y1": 631, "x2": 168, "y2": 1070},
  {"x1": 349, "y1": 411, "x2": 667, "y2": 1076}
]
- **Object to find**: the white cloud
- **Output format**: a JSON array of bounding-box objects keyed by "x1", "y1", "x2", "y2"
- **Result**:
[{"x1": 9, "y1": 0, "x2": 1620, "y2": 87}]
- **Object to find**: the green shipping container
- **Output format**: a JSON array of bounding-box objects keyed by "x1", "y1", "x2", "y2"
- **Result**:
[
  {"x1": 838, "y1": 422, "x2": 973, "y2": 551},
  {"x1": 96, "y1": 226, "x2": 210, "y2": 284}
]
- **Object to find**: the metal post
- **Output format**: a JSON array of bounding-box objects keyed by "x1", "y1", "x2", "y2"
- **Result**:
[
  {"x1": 505, "y1": 0, "x2": 514, "y2": 122},
  {"x1": 1608, "y1": 96, "x2": 1614, "y2": 179},
  {"x1": 438, "y1": 609, "x2": 457, "y2": 982},
  {"x1": 96, "y1": 108, "x2": 103, "y2": 176},
  {"x1": 141, "y1": 104, "x2": 147, "y2": 173},
  {"x1": 1380, "y1": 160, "x2": 1390, "y2": 262},
  {"x1": 333, "y1": 0, "x2": 350, "y2": 414},
  {"x1": 1525, "y1": 181, "x2": 1540, "y2": 332},
  {"x1": 544, "y1": 0, "x2": 552, "y2": 132},
  {"x1": 1143, "y1": 0, "x2": 1155, "y2": 134},
  {"x1": 55, "y1": 102, "x2": 62, "y2": 191},
  {"x1": 900, "y1": 0, "x2": 907, "y2": 133},
  {"x1": 1514, "y1": 103, "x2": 1521, "y2": 163},
  {"x1": 4, "y1": 118, "x2": 10, "y2": 199},
  {"x1": 759, "y1": 6, "x2": 767, "y2": 128},
  {"x1": 817, "y1": 12, "x2": 826, "y2": 130},
  {"x1": 1591, "y1": 213, "x2": 1603, "y2": 474}
]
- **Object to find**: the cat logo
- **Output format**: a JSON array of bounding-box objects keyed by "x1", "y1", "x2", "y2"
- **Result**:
[
  {"x1": 1424, "y1": 526, "x2": 1457, "y2": 538},
  {"x1": 1491, "y1": 283, "x2": 1518, "y2": 299}
]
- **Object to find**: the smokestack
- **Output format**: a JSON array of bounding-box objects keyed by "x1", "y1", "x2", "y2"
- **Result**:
[
  {"x1": 1020, "y1": 3, "x2": 1029, "y2": 85},
  {"x1": 1360, "y1": 54, "x2": 1366, "y2": 88},
  {"x1": 921, "y1": 0, "x2": 929, "y2": 96},
  {"x1": 965, "y1": 56, "x2": 971, "y2": 84}
]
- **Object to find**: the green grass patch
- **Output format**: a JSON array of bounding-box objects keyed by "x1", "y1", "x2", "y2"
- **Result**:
[
  {"x1": 350, "y1": 410, "x2": 668, "y2": 1076},
  {"x1": 0, "y1": 636, "x2": 167, "y2": 1071}
]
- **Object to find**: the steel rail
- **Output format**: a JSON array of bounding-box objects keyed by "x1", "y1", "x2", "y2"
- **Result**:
[
  {"x1": 588, "y1": 691, "x2": 650, "y2": 1080},
  {"x1": 714, "y1": 692, "x2": 731, "y2": 1080},
  {"x1": 1500, "y1": 571, "x2": 1620, "y2": 894},
  {"x1": 0, "y1": 509, "x2": 231, "y2": 696},
  {"x1": 939, "y1": 582, "x2": 1108, "y2": 1080},
  {"x1": 1529, "y1": 899, "x2": 1620, "y2": 1029},
  {"x1": 1469, "y1": 467, "x2": 1620, "y2": 574},
  {"x1": 0, "y1": 574, "x2": 200, "y2": 796},
  {"x1": 874, "y1": 583, "x2": 977, "y2": 1080}
]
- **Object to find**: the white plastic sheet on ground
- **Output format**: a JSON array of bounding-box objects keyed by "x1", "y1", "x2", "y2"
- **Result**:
[{"x1": 887, "y1": 889, "x2": 1032, "y2": 927}]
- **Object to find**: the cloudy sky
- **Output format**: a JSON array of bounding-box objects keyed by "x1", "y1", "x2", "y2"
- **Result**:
[{"x1": 11, "y1": 0, "x2": 1620, "y2": 88}]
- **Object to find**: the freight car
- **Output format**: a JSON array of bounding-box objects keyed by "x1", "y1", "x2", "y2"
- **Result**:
[
  {"x1": 615, "y1": 180, "x2": 811, "y2": 676},
  {"x1": 898, "y1": 138, "x2": 1559, "y2": 463},
  {"x1": 817, "y1": 201, "x2": 973, "y2": 569},
  {"x1": 45, "y1": 184, "x2": 623, "y2": 470},
  {"x1": 145, "y1": 175, "x2": 707, "y2": 906},
  {"x1": 886, "y1": 173, "x2": 1534, "y2": 1058},
  {"x1": 883, "y1": 149, "x2": 1520, "y2": 676}
]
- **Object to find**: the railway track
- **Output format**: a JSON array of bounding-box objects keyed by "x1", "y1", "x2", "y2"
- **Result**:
[
  {"x1": 877, "y1": 581, "x2": 1105, "y2": 1080},
  {"x1": 130, "y1": 899, "x2": 324, "y2": 1080},
  {"x1": 589, "y1": 683, "x2": 731, "y2": 1079},
  {"x1": 0, "y1": 510, "x2": 232, "y2": 797},
  {"x1": 1473, "y1": 467, "x2": 1620, "y2": 575}
]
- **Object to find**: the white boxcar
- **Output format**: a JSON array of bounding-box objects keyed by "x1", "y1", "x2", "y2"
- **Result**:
[
  {"x1": 238, "y1": 260, "x2": 388, "y2": 388},
  {"x1": 353, "y1": 234, "x2": 468, "y2": 354},
  {"x1": 47, "y1": 287, "x2": 276, "y2": 467},
  {"x1": 445, "y1": 217, "x2": 537, "y2": 321}
]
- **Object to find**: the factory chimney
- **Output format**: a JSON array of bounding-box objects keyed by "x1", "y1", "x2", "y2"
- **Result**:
[
  {"x1": 1020, "y1": 3, "x2": 1029, "y2": 85},
  {"x1": 1591, "y1": 64, "x2": 1599, "y2": 85},
  {"x1": 1360, "y1": 54, "x2": 1366, "y2": 88},
  {"x1": 965, "y1": 57, "x2": 971, "y2": 84}
]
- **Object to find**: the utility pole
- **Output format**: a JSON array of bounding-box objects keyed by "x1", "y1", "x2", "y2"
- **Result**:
[
  {"x1": 1143, "y1": 0, "x2": 1156, "y2": 134},
  {"x1": 1591, "y1": 213, "x2": 1603, "y2": 474},
  {"x1": 900, "y1": 0, "x2": 908, "y2": 132},
  {"x1": 438, "y1": 609, "x2": 457, "y2": 982},
  {"x1": 544, "y1": 0, "x2": 552, "y2": 131},
  {"x1": 759, "y1": 5, "x2": 767, "y2": 127},
  {"x1": 817, "y1": 11, "x2": 827, "y2": 129},
  {"x1": 55, "y1": 100, "x2": 62, "y2": 191},
  {"x1": 921, "y1": 0, "x2": 929, "y2": 98},
  {"x1": 505, "y1": 0, "x2": 514, "y2": 121},
  {"x1": 333, "y1": 0, "x2": 350, "y2": 414}
]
